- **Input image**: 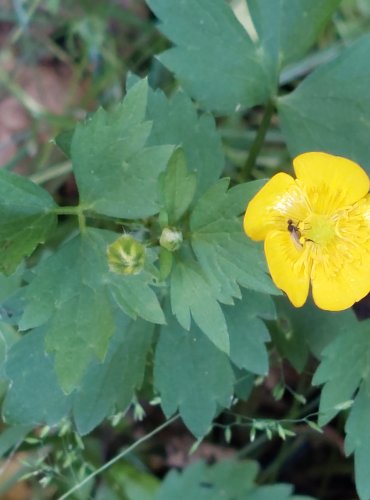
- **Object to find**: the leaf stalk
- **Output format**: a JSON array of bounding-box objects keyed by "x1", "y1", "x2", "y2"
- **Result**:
[{"x1": 243, "y1": 100, "x2": 275, "y2": 180}]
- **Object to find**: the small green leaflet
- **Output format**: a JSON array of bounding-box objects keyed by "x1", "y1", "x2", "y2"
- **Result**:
[
  {"x1": 248, "y1": 0, "x2": 340, "y2": 70},
  {"x1": 3, "y1": 329, "x2": 72, "y2": 425},
  {"x1": 0, "y1": 263, "x2": 24, "y2": 302},
  {"x1": 312, "y1": 319, "x2": 370, "y2": 426},
  {"x1": 223, "y1": 290, "x2": 275, "y2": 376},
  {"x1": 159, "y1": 148, "x2": 196, "y2": 225},
  {"x1": 72, "y1": 79, "x2": 173, "y2": 219},
  {"x1": 0, "y1": 169, "x2": 56, "y2": 275},
  {"x1": 103, "y1": 462, "x2": 159, "y2": 500},
  {"x1": 145, "y1": 86, "x2": 224, "y2": 197},
  {"x1": 19, "y1": 228, "x2": 164, "y2": 393},
  {"x1": 312, "y1": 316, "x2": 370, "y2": 500},
  {"x1": 278, "y1": 35, "x2": 370, "y2": 174},
  {"x1": 147, "y1": 0, "x2": 272, "y2": 115},
  {"x1": 271, "y1": 298, "x2": 310, "y2": 373},
  {"x1": 73, "y1": 318, "x2": 154, "y2": 435},
  {"x1": 170, "y1": 258, "x2": 229, "y2": 354},
  {"x1": 190, "y1": 178, "x2": 279, "y2": 304},
  {"x1": 0, "y1": 425, "x2": 32, "y2": 458},
  {"x1": 154, "y1": 310, "x2": 234, "y2": 437},
  {"x1": 154, "y1": 460, "x2": 258, "y2": 500},
  {"x1": 345, "y1": 378, "x2": 370, "y2": 500},
  {"x1": 54, "y1": 128, "x2": 73, "y2": 158},
  {"x1": 154, "y1": 459, "x2": 312, "y2": 500},
  {"x1": 3, "y1": 320, "x2": 153, "y2": 434},
  {"x1": 276, "y1": 298, "x2": 356, "y2": 362}
]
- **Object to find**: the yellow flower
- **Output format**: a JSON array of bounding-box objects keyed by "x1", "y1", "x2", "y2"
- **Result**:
[{"x1": 243, "y1": 152, "x2": 370, "y2": 311}]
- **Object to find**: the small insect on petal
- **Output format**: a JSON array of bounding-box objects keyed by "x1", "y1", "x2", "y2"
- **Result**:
[{"x1": 287, "y1": 219, "x2": 303, "y2": 250}]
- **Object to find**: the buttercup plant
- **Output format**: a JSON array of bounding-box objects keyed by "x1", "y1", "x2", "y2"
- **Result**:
[
  {"x1": 244, "y1": 152, "x2": 370, "y2": 311},
  {"x1": 3, "y1": 1, "x2": 370, "y2": 499}
]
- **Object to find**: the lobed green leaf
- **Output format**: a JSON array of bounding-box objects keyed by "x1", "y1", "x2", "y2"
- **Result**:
[
  {"x1": 154, "y1": 459, "x2": 309, "y2": 499},
  {"x1": 147, "y1": 0, "x2": 272, "y2": 114},
  {"x1": 3, "y1": 319, "x2": 154, "y2": 434},
  {"x1": 159, "y1": 148, "x2": 197, "y2": 225},
  {"x1": 313, "y1": 318, "x2": 370, "y2": 426},
  {"x1": 278, "y1": 35, "x2": 370, "y2": 175},
  {"x1": 72, "y1": 79, "x2": 173, "y2": 219},
  {"x1": 224, "y1": 290, "x2": 274, "y2": 376},
  {"x1": 73, "y1": 318, "x2": 154, "y2": 435},
  {"x1": 2, "y1": 329, "x2": 72, "y2": 425},
  {"x1": 145, "y1": 86, "x2": 224, "y2": 197},
  {"x1": 190, "y1": 179, "x2": 279, "y2": 304},
  {"x1": 345, "y1": 378, "x2": 370, "y2": 500},
  {"x1": 249, "y1": 0, "x2": 341, "y2": 71},
  {"x1": 170, "y1": 258, "x2": 229, "y2": 354},
  {"x1": 19, "y1": 228, "x2": 163, "y2": 392},
  {"x1": 154, "y1": 309, "x2": 234, "y2": 437},
  {"x1": 0, "y1": 170, "x2": 56, "y2": 275}
]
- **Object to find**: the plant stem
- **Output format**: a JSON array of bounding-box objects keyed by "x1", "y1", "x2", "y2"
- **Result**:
[
  {"x1": 54, "y1": 205, "x2": 87, "y2": 233},
  {"x1": 58, "y1": 414, "x2": 180, "y2": 500},
  {"x1": 77, "y1": 212, "x2": 86, "y2": 233},
  {"x1": 243, "y1": 100, "x2": 275, "y2": 180},
  {"x1": 54, "y1": 206, "x2": 82, "y2": 216},
  {"x1": 30, "y1": 162, "x2": 72, "y2": 185}
]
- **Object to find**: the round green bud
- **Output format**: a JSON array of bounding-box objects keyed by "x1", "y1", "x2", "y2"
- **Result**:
[
  {"x1": 159, "y1": 227, "x2": 183, "y2": 252},
  {"x1": 107, "y1": 235, "x2": 145, "y2": 276}
]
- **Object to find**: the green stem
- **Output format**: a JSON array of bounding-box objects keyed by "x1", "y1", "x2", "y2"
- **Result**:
[
  {"x1": 30, "y1": 162, "x2": 72, "y2": 185},
  {"x1": 54, "y1": 205, "x2": 87, "y2": 233},
  {"x1": 78, "y1": 212, "x2": 86, "y2": 233},
  {"x1": 54, "y1": 206, "x2": 82, "y2": 216},
  {"x1": 57, "y1": 414, "x2": 179, "y2": 500},
  {"x1": 243, "y1": 100, "x2": 275, "y2": 180},
  {"x1": 54, "y1": 205, "x2": 133, "y2": 234}
]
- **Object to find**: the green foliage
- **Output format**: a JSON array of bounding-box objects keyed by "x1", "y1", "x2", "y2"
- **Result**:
[
  {"x1": 0, "y1": 170, "x2": 56, "y2": 275},
  {"x1": 105, "y1": 462, "x2": 159, "y2": 500},
  {"x1": 278, "y1": 35, "x2": 370, "y2": 174},
  {"x1": 3, "y1": 1, "x2": 370, "y2": 497},
  {"x1": 313, "y1": 318, "x2": 370, "y2": 499},
  {"x1": 159, "y1": 148, "x2": 196, "y2": 225},
  {"x1": 312, "y1": 318, "x2": 370, "y2": 426},
  {"x1": 19, "y1": 229, "x2": 163, "y2": 393},
  {"x1": 154, "y1": 309, "x2": 234, "y2": 437},
  {"x1": 155, "y1": 290, "x2": 273, "y2": 437},
  {"x1": 190, "y1": 179, "x2": 278, "y2": 302},
  {"x1": 154, "y1": 459, "x2": 313, "y2": 500},
  {"x1": 72, "y1": 79, "x2": 174, "y2": 219},
  {"x1": 345, "y1": 379, "x2": 370, "y2": 500},
  {"x1": 146, "y1": 87, "x2": 225, "y2": 197},
  {"x1": 170, "y1": 258, "x2": 230, "y2": 353},
  {"x1": 147, "y1": 0, "x2": 272, "y2": 114},
  {"x1": 276, "y1": 299, "x2": 354, "y2": 360},
  {"x1": 224, "y1": 290, "x2": 274, "y2": 376},
  {"x1": 248, "y1": 0, "x2": 341, "y2": 69},
  {"x1": 3, "y1": 329, "x2": 72, "y2": 425},
  {"x1": 72, "y1": 317, "x2": 154, "y2": 435},
  {"x1": 3, "y1": 318, "x2": 153, "y2": 434}
]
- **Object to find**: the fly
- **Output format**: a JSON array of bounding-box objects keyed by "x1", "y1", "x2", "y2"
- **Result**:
[{"x1": 287, "y1": 219, "x2": 303, "y2": 249}]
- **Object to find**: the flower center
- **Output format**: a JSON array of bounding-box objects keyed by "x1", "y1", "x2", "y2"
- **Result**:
[{"x1": 301, "y1": 214, "x2": 336, "y2": 245}]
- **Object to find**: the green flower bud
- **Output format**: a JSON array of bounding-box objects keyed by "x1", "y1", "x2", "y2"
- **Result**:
[
  {"x1": 159, "y1": 227, "x2": 183, "y2": 252},
  {"x1": 107, "y1": 235, "x2": 145, "y2": 275}
]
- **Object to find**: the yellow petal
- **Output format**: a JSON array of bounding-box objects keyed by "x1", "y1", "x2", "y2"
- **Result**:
[
  {"x1": 311, "y1": 243, "x2": 370, "y2": 311},
  {"x1": 244, "y1": 173, "x2": 308, "y2": 241},
  {"x1": 264, "y1": 230, "x2": 310, "y2": 307},
  {"x1": 293, "y1": 152, "x2": 370, "y2": 214}
]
